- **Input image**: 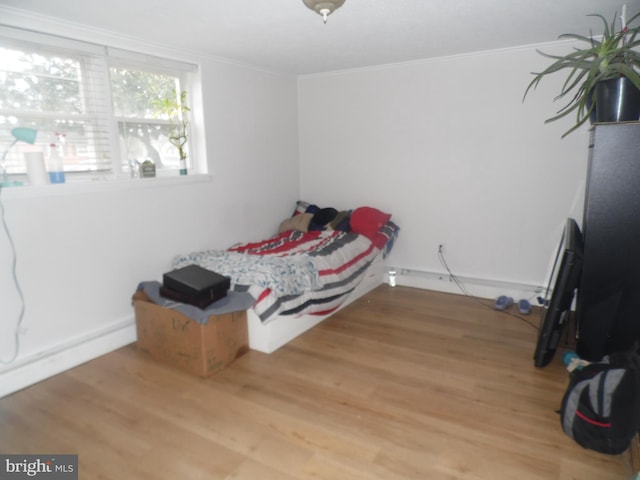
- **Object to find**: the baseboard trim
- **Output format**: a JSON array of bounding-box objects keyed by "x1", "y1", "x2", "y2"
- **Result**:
[
  {"x1": 0, "y1": 317, "x2": 136, "y2": 399},
  {"x1": 388, "y1": 267, "x2": 545, "y2": 302}
]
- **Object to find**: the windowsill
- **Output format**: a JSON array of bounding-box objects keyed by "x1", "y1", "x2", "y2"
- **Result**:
[{"x1": 0, "y1": 174, "x2": 213, "y2": 199}]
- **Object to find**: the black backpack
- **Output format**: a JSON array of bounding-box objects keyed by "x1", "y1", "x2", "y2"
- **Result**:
[{"x1": 560, "y1": 346, "x2": 640, "y2": 454}]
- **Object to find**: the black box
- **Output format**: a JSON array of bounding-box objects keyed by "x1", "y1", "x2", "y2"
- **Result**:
[{"x1": 162, "y1": 265, "x2": 230, "y2": 308}]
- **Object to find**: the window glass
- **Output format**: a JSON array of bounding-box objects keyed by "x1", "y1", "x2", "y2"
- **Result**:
[
  {"x1": 118, "y1": 122, "x2": 181, "y2": 173},
  {"x1": 0, "y1": 48, "x2": 82, "y2": 114},
  {"x1": 0, "y1": 29, "x2": 198, "y2": 183},
  {"x1": 110, "y1": 67, "x2": 188, "y2": 175},
  {"x1": 0, "y1": 45, "x2": 110, "y2": 175}
]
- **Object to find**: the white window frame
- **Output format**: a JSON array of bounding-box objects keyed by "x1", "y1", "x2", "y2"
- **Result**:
[{"x1": 0, "y1": 25, "x2": 203, "y2": 186}]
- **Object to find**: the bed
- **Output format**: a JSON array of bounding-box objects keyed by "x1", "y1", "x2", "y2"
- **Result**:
[{"x1": 172, "y1": 202, "x2": 399, "y2": 353}]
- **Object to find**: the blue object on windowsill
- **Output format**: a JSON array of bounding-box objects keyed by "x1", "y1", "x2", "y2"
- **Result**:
[{"x1": 0, "y1": 181, "x2": 24, "y2": 188}]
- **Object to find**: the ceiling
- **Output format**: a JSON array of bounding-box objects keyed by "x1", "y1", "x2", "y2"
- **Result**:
[{"x1": 0, "y1": 0, "x2": 637, "y2": 75}]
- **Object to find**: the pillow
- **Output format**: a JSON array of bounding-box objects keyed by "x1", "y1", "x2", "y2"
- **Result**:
[
  {"x1": 279, "y1": 213, "x2": 313, "y2": 233},
  {"x1": 350, "y1": 206, "x2": 391, "y2": 238}
]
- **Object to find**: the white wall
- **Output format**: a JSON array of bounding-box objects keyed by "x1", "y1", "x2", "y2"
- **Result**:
[
  {"x1": 298, "y1": 44, "x2": 591, "y2": 299},
  {"x1": 0, "y1": 10, "x2": 300, "y2": 396}
]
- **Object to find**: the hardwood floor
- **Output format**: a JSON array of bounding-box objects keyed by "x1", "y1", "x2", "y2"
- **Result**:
[{"x1": 0, "y1": 286, "x2": 633, "y2": 479}]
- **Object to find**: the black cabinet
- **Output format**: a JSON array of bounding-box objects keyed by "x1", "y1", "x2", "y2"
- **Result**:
[{"x1": 576, "y1": 122, "x2": 640, "y2": 361}]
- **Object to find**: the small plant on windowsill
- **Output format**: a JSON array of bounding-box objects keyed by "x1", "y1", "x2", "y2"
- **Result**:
[{"x1": 156, "y1": 90, "x2": 190, "y2": 175}]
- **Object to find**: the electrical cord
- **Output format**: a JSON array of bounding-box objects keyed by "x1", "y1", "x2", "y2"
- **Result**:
[
  {"x1": 437, "y1": 245, "x2": 540, "y2": 331},
  {"x1": 0, "y1": 184, "x2": 25, "y2": 364}
]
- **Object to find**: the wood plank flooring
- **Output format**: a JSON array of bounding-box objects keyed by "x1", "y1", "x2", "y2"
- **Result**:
[{"x1": 0, "y1": 286, "x2": 633, "y2": 479}]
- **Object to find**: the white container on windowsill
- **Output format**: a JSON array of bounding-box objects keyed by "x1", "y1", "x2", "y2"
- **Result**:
[{"x1": 25, "y1": 152, "x2": 49, "y2": 186}]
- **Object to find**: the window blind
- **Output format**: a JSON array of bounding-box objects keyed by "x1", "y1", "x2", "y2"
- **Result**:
[{"x1": 0, "y1": 26, "x2": 113, "y2": 175}]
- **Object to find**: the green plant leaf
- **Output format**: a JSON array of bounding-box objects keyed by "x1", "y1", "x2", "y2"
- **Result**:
[{"x1": 523, "y1": 9, "x2": 640, "y2": 137}]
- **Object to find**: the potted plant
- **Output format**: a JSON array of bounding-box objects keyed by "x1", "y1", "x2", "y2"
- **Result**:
[
  {"x1": 523, "y1": 10, "x2": 640, "y2": 138},
  {"x1": 156, "y1": 90, "x2": 190, "y2": 174}
]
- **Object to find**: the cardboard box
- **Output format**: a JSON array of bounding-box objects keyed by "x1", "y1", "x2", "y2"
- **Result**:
[{"x1": 133, "y1": 290, "x2": 248, "y2": 377}]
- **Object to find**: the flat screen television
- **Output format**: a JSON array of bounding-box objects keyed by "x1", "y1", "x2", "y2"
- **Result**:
[{"x1": 534, "y1": 218, "x2": 584, "y2": 367}]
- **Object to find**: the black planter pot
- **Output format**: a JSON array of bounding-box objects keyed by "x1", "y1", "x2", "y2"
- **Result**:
[{"x1": 593, "y1": 77, "x2": 640, "y2": 123}]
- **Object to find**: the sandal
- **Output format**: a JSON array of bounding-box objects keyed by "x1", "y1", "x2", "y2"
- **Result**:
[
  {"x1": 495, "y1": 295, "x2": 514, "y2": 311},
  {"x1": 518, "y1": 299, "x2": 532, "y2": 314}
]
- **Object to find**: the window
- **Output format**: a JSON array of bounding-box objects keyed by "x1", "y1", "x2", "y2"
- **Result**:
[
  {"x1": 110, "y1": 65, "x2": 191, "y2": 177},
  {"x1": 0, "y1": 26, "x2": 199, "y2": 183}
]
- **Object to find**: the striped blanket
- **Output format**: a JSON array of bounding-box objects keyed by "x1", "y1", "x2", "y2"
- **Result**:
[{"x1": 172, "y1": 225, "x2": 397, "y2": 323}]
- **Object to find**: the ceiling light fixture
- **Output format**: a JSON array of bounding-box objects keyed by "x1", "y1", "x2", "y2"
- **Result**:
[{"x1": 303, "y1": 0, "x2": 345, "y2": 24}]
